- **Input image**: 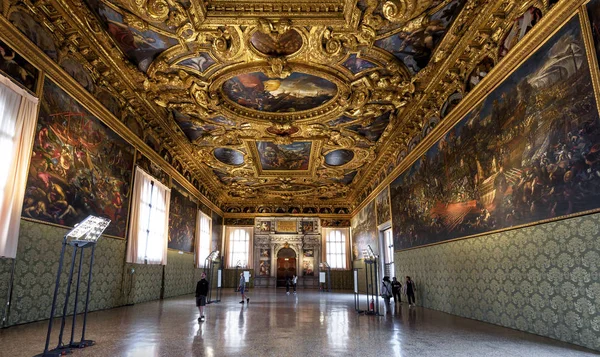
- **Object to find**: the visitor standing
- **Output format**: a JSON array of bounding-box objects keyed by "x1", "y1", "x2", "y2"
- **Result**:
[
  {"x1": 239, "y1": 272, "x2": 249, "y2": 304},
  {"x1": 381, "y1": 276, "x2": 392, "y2": 305},
  {"x1": 403, "y1": 276, "x2": 417, "y2": 307},
  {"x1": 292, "y1": 274, "x2": 297, "y2": 294},
  {"x1": 195, "y1": 272, "x2": 209, "y2": 322},
  {"x1": 391, "y1": 277, "x2": 402, "y2": 304}
]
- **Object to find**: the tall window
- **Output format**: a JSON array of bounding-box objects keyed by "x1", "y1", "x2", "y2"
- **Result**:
[
  {"x1": 383, "y1": 228, "x2": 394, "y2": 277},
  {"x1": 226, "y1": 227, "x2": 252, "y2": 268},
  {"x1": 324, "y1": 228, "x2": 349, "y2": 269},
  {"x1": 0, "y1": 75, "x2": 38, "y2": 258},
  {"x1": 126, "y1": 167, "x2": 171, "y2": 265},
  {"x1": 196, "y1": 211, "x2": 212, "y2": 268}
]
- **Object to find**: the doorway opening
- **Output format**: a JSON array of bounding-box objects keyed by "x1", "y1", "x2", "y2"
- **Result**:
[{"x1": 276, "y1": 248, "x2": 296, "y2": 287}]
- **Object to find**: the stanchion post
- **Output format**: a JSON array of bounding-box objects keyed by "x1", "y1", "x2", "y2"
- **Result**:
[{"x1": 78, "y1": 243, "x2": 97, "y2": 347}]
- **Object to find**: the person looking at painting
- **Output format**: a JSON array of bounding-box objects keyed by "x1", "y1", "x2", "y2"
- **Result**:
[
  {"x1": 403, "y1": 276, "x2": 417, "y2": 307},
  {"x1": 391, "y1": 277, "x2": 402, "y2": 304},
  {"x1": 195, "y1": 272, "x2": 209, "y2": 322},
  {"x1": 239, "y1": 272, "x2": 249, "y2": 304}
]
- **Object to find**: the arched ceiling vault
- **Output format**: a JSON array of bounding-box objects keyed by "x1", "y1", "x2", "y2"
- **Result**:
[{"x1": 3, "y1": 0, "x2": 557, "y2": 213}]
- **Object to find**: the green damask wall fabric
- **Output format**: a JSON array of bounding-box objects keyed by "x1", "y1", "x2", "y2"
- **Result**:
[
  {"x1": 0, "y1": 258, "x2": 14, "y2": 324},
  {"x1": 395, "y1": 213, "x2": 600, "y2": 351},
  {"x1": 163, "y1": 251, "x2": 195, "y2": 298},
  {"x1": 8, "y1": 220, "x2": 126, "y2": 326},
  {"x1": 131, "y1": 263, "x2": 163, "y2": 304}
]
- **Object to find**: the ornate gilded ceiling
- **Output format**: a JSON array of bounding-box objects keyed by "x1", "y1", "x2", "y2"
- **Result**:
[{"x1": 0, "y1": 0, "x2": 559, "y2": 213}]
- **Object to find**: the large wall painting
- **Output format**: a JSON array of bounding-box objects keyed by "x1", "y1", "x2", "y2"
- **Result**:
[
  {"x1": 375, "y1": 188, "x2": 391, "y2": 226},
  {"x1": 23, "y1": 79, "x2": 134, "y2": 238},
  {"x1": 351, "y1": 200, "x2": 378, "y2": 260},
  {"x1": 211, "y1": 211, "x2": 223, "y2": 252},
  {"x1": 168, "y1": 180, "x2": 197, "y2": 252},
  {"x1": 390, "y1": 16, "x2": 600, "y2": 250},
  {"x1": 256, "y1": 141, "x2": 312, "y2": 170},
  {"x1": 373, "y1": 0, "x2": 465, "y2": 74},
  {"x1": 222, "y1": 72, "x2": 337, "y2": 113},
  {"x1": 0, "y1": 39, "x2": 38, "y2": 91}
]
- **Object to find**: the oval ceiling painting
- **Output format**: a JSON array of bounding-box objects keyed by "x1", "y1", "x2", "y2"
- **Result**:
[
  {"x1": 325, "y1": 149, "x2": 354, "y2": 166},
  {"x1": 222, "y1": 72, "x2": 337, "y2": 113},
  {"x1": 250, "y1": 29, "x2": 303, "y2": 56},
  {"x1": 214, "y1": 148, "x2": 245, "y2": 166}
]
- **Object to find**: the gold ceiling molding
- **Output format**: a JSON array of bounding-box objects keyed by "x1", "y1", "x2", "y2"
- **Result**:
[{"x1": 2, "y1": 0, "x2": 554, "y2": 214}]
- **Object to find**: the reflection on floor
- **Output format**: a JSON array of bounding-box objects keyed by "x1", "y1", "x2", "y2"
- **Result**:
[{"x1": 0, "y1": 289, "x2": 597, "y2": 357}]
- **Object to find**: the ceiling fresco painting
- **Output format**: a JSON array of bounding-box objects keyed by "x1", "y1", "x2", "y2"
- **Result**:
[
  {"x1": 87, "y1": 0, "x2": 178, "y2": 72},
  {"x1": 256, "y1": 141, "x2": 312, "y2": 171},
  {"x1": 342, "y1": 54, "x2": 377, "y2": 74},
  {"x1": 222, "y1": 72, "x2": 337, "y2": 113},
  {"x1": 177, "y1": 53, "x2": 216, "y2": 73},
  {"x1": 2, "y1": 0, "x2": 564, "y2": 212},
  {"x1": 498, "y1": 6, "x2": 543, "y2": 60},
  {"x1": 374, "y1": 0, "x2": 466, "y2": 74}
]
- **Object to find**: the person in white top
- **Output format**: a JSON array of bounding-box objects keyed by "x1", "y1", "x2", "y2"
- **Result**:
[{"x1": 292, "y1": 274, "x2": 298, "y2": 294}]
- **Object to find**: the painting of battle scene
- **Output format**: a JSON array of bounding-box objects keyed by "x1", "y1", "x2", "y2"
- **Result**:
[
  {"x1": 212, "y1": 211, "x2": 223, "y2": 252},
  {"x1": 136, "y1": 152, "x2": 170, "y2": 186},
  {"x1": 375, "y1": 188, "x2": 391, "y2": 225},
  {"x1": 23, "y1": 79, "x2": 134, "y2": 237},
  {"x1": 0, "y1": 39, "x2": 38, "y2": 91},
  {"x1": 222, "y1": 72, "x2": 337, "y2": 112},
  {"x1": 168, "y1": 180, "x2": 197, "y2": 252},
  {"x1": 351, "y1": 200, "x2": 378, "y2": 260},
  {"x1": 390, "y1": 16, "x2": 600, "y2": 250},
  {"x1": 257, "y1": 141, "x2": 312, "y2": 170},
  {"x1": 86, "y1": 0, "x2": 177, "y2": 72},
  {"x1": 374, "y1": 0, "x2": 465, "y2": 74}
]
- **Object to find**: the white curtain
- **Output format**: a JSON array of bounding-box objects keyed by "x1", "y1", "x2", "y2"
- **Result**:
[
  {"x1": 322, "y1": 228, "x2": 351, "y2": 269},
  {"x1": 195, "y1": 211, "x2": 211, "y2": 268},
  {"x1": 126, "y1": 167, "x2": 171, "y2": 265},
  {"x1": 224, "y1": 226, "x2": 253, "y2": 268},
  {"x1": 0, "y1": 75, "x2": 39, "y2": 258}
]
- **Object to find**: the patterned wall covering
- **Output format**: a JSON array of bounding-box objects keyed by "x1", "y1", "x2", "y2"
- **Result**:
[
  {"x1": 0, "y1": 258, "x2": 14, "y2": 324},
  {"x1": 163, "y1": 251, "x2": 196, "y2": 299},
  {"x1": 395, "y1": 212, "x2": 600, "y2": 351},
  {"x1": 8, "y1": 220, "x2": 126, "y2": 325},
  {"x1": 131, "y1": 263, "x2": 163, "y2": 304}
]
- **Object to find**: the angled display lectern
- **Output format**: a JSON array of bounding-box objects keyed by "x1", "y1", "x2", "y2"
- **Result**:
[{"x1": 36, "y1": 215, "x2": 110, "y2": 357}]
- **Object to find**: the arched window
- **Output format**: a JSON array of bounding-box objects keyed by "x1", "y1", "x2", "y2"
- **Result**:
[
  {"x1": 323, "y1": 228, "x2": 349, "y2": 269},
  {"x1": 225, "y1": 227, "x2": 253, "y2": 268}
]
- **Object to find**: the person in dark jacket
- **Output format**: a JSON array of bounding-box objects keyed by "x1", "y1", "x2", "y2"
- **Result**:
[
  {"x1": 196, "y1": 272, "x2": 209, "y2": 322},
  {"x1": 391, "y1": 277, "x2": 402, "y2": 304}
]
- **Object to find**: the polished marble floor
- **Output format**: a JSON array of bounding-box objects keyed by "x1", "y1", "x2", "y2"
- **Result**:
[{"x1": 0, "y1": 289, "x2": 597, "y2": 357}]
